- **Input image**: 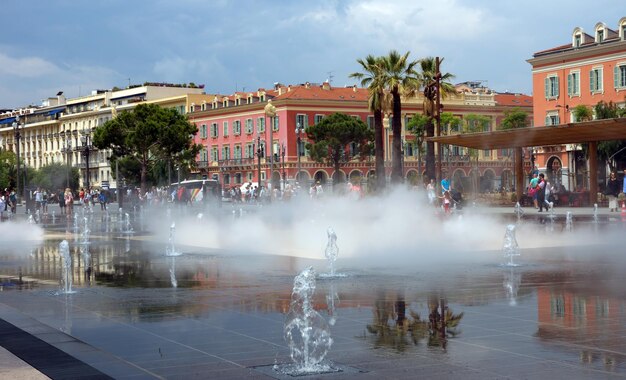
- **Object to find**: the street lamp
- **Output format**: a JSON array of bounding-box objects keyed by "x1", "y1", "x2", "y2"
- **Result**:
[
  {"x1": 65, "y1": 137, "x2": 72, "y2": 188},
  {"x1": 281, "y1": 142, "x2": 286, "y2": 187},
  {"x1": 254, "y1": 135, "x2": 263, "y2": 188},
  {"x1": 11, "y1": 116, "x2": 21, "y2": 205},
  {"x1": 264, "y1": 100, "x2": 276, "y2": 195},
  {"x1": 80, "y1": 131, "x2": 92, "y2": 190},
  {"x1": 295, "y1": 122, "x2": 304, "y2": 184}
]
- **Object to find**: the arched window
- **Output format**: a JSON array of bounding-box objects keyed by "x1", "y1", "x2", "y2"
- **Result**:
[
  {"x1": 572, "y1": 27, "x2": 584, "y2": 47},
  {"x1": 594, "y1": 22, "x2": 606, "y2": 43}
]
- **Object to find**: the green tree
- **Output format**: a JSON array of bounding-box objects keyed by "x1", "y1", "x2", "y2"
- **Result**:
[
  {"x1": 420, "y1": 57, "x2": 456, "y2": 182},
  {"x1": 499, "y1": 108, "x2": 529, "y2": 130},
  {"x1": 380, "y1": 50, "x2": 420, "y2": 184},
  {"x1": 29, "y1": 163, "x2": 80, "y2": 191},
  {"x1": 572, "y1": 104, "x2": 593, "y2": 122},
  {"x1": 463, "y1": 114, "x2": 490, "y2": 194},
  {"x1": 0, "y1": 149, "x2": 16, "y2": 190},
  {"x1": 305, "y1": 113, "x2": 374, "y2": 186},
  {"x1": 92, "y1": 103, "x2": 201, "y2": 193},
  {"x1": 351, "y1": 55, "x2": 389, "y2": 192},
  {"x1": 593, "y1": 101, "x2": 626, "y2": 171}
]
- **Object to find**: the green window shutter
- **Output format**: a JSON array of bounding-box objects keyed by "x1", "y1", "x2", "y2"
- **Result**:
[
  {"x1": 598, "y1": 69, "x2": 603, "y2": 90},
  {"x1": 304, "y1": 114, "x2": 309, "y2": 128},
  {"x1": 567, "y1": 74, "x2": 572, "y2": 96},
  {"x1": 556, "y1": 115, "x2": 560, "y2": 124},
  {"x1": 544, "y1": 77, "x2": 549, "y2": 98},
  {"x1": 555, "y1": 76, "x2": 559, "y2": 97},
  {"x1": 545, "y1": 115, "x2": 551, "y2": 126},
  {"x1": 590, "y1": 70, "x2": 595, "y2": 92},
  {"x1": 614, "y1": 66, "x2": 619, "y2": 88}
]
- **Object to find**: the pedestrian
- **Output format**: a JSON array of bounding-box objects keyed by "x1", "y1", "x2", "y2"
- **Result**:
[
  {"x1": 426, "y1": 179, "x2": 436, "y2": 205},
  {"x1": 439, "y1": 190, "x2": 452, "y2": 214},
  {"x1": 441, "y1": 175, "x2": 450, "y2": 195},
  {"x1": 58, "y1": 189, "x2": 66, "y2": 214},
  {"x1": 605, "y1": 172, "x2": 620, "y2": 212},
  {"x1": 99, "y1": 190, "x2": 107, "y2": 210},
  {"x1": 64, "y1": 188, "x2": 74, "y2": 216},
  {"x1": 537, "y1": 173, "x2": 547, "y2": 212}
]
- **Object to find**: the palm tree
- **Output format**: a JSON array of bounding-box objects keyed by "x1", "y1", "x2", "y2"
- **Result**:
[
  {"x1": 380, "y1": 51, "x2": 421, "y2": 184},
  {"x1": 350, "y1": 55, "x2": 387, "y2": 192},
  {"x1": 420, "y1": 57, "x2": 456, "y2": 182}
]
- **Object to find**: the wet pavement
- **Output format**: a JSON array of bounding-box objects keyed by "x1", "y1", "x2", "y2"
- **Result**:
[{"x1": 1, "y1": 203, "x2": 626, "y2": 379}]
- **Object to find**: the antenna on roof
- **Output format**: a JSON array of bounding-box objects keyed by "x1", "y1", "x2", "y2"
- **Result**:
[{"x1": 326, "y1": 71, "x2": 334, "y2": 84}]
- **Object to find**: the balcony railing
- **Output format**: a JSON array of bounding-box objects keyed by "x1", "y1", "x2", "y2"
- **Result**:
[
  {"x1": 218, "y1": 158, "x2": 256, "y2": 167},
  {"x1": 197, "y1": 161, "x2": 209, "y2": 169}
]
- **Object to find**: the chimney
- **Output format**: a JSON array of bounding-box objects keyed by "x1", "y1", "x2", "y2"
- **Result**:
[
  {"x1": 353, "y1": 85, "x2": 357, "y2": 92},
  {"x1": 322, "y1": 81, "x2": 331, "y2": 90},
  {"x1": 305, "y1": 82, "x2": 311, "y2": 89}
]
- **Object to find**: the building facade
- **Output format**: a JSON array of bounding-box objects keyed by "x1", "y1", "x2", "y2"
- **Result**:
[
  {"x1": 189, "y1": 82, "x2": 532, "y2": 193},
  {"x1": 0, "y1": 85, "x2": 208, "y2": 191},
  {"x1": 528, "y1": 17, "x2": 626, "y2": 190}
]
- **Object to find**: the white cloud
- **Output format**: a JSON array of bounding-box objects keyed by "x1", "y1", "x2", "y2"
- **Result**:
[{"x1": 0, "y1": 53, "x2": 60, "y2": 77}]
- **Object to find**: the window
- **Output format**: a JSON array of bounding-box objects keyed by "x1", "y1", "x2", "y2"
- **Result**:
[
  {"x1": 235, "y1": 173, "x2": 242, "y2": 184},
  {"x1": 296, "y1": 114, "x2": 308, "y2": 129},
  {"x1": 483, "y1": 149, "x2": 491, "y2": 158},
  {"x1": 314, "y1": 114, "x2": 324, "y2": 124},
  {"x1": 574, "y1": 34, "x2": 581, "y2": 47},
  {"x1": 223, "y1": 121, "x2": 229, "y2": 137},
  {"x1": 247, "y1": 172, "x2": 253, "y2": 181},
  {"x1": 210, "y1": 123, "x2": 218, "y2": 138},
  {"x1": 257, "y1": 117, "x2": 265, "y2": 133},
  {"x1": 545, "y1": 112, "x2": 560, "y2": 126},
  {"x1": 614, "y1": 64, "x2": 626, "y2": 89},
  {"x1": 200, "y1": 148, "x2": 208, "y2": 162},
  {"x1": 234, "y1": 145, "x2": 241, "y2": 159},
  {"x1": 567, "y1": 71, "x2": 580, "y2": 96},
  {"x1": 590, "y1": 67, "x2": 603, "y2": 93},
  {"x1": 222, "y1": 145, "x2": 230, "y2": 160},
  {"x1": 223, "y1": 173, "x2": 230, "y2": 185},
  {"x1": 234, "y1": 120, "x2": 241, "y2": 135},
  {"x1": 211, "y1": 147, "x2": 219, "y2": 161},
  {"x1": 245, "y1": 118, "x2": 253, "y2": 134},
  {"x1": 245, "y1": 143, "x2": 254, "y2": 158},
  {"x1": 367, "y1": 116, "x2": 374, "y2": 129},
  {"x1": 272, "y1": 116, "x2": 279, "y2": 131},
  {"x1": 544, "y1": 75, "x2": 559, "y2": 99},
  {"x1": 596, "y1": 29, "x2": 604, "y2": 43},
  {"x1": 200, "y1": 124, "x2": 208, "y2": 139}
]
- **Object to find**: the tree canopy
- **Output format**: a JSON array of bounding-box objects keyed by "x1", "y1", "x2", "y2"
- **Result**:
[
  {"x1": 92, "y1": 103, "x2": 200, "y2": 192},
  {"x1": 305, "y1": 113, "x2": 374, "y2": 185},
  {"x1": 28, "y1": 162, "x2": 79, "y2": 191},
  {"x1": 499, "y1": 108, "x2": 529, "y2": 130},
  {"x1": 0, "y1": 149, "x2": 16, "y2": 190}
]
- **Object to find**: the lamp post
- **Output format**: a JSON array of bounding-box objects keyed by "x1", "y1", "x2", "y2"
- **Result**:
[
  {"x1": 80, "y1": 131, "x2": 92, "y2": 190},
  {"x1": 264, "y1": 100, "x2": 276, "y2": 195},
  {"x1": 65, "y1": 137, "x2": 72, "y2": 188},
  {"x1": 254, "y1": 135, "x2": 263, "y2": 188},
  {"x1": 281, "y1": 142, "x2": 286, "y2": 187},
  {"x1": 12, "y1": 116, "x2": 21, "y2": 205},
  {"x1": 295, "y1": 122, "x2": 304, "y2": 184}
]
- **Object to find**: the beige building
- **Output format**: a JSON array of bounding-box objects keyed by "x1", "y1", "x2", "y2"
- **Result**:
[{"x1": 1, "y1": 85, "x2": 208, "y2": 190}]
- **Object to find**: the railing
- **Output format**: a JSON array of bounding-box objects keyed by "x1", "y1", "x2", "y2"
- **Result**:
[
  {"x1": 218, "y1": 158, "x2": 256, "y2": 167},
  {"x1": 197, "y1": 161, "x2": 208, "y2": 169}
]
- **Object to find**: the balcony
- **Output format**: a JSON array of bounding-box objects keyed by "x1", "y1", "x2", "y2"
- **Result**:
[
  {"x1": 218, "y1": 158, "x2": 256, "y2": 168},
  {"x1": 197, "y1": 161, "x2": 209, "y2": 169}
]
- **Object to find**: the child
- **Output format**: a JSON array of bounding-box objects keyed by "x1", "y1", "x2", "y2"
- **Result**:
[{"x1": 439, "y1": 191, "x2": 452, "y2": 214}]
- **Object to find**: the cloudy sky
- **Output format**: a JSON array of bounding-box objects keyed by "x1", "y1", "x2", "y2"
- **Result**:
[{"x1": 1, "y1": 0, "x2": 623, "y2": 108}]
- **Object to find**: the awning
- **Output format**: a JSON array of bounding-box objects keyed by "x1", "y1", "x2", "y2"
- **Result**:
[
  {"x1": 47, "y1": 108, "x2": 64, "y2": 116},
  {"x1": 0, "y1": 117, "x2": 16, "y2": 125},
  {"x1": 426, "y1": 118, "x2": 626, "y2": 149}
]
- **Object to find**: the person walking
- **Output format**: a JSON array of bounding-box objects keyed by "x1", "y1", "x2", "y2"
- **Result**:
[
  {"x1": 537, "y1": 173, "x2": 547, "y2": 212},
  {"x1": 606, "y1": 172, "x2": 620, "y2": 212}
]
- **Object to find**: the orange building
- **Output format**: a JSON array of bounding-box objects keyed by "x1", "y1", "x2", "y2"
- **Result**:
[
  {"x1": 528, "y1": 17, "x2": 626, "y2": 190},
  {"x1": 188, "y1": 81, "x2": 532, "y2": 193}
]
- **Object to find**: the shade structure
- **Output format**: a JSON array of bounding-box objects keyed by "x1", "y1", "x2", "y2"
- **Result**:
[
  {"x1": 426, "y1": 118, "x2": 626, "y2": 150},
  {"x1": 426, "y1": 117, "x2": 626, "y2": 205}
]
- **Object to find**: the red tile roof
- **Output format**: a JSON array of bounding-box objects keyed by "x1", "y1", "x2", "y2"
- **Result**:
[
  {"x1": 494, "y1": 93, "x2": 533, "y2": 107},
  {"x1": 269, "y1": 84, "x2": 370, "y2": 102}
]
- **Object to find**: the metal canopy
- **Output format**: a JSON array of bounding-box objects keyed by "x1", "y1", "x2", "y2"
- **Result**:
[{"x1": 427, "y1": 118, "x2": 626, "y2": 149}]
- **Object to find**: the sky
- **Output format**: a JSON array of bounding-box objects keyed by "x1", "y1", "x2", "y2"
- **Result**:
[{"x1": 1, "y1": 0, "x2": 623, "y2": 109}]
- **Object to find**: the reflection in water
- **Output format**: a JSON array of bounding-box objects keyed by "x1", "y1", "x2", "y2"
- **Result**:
[
  {"x1": 325, "y1": 282, "x2": 339, "y2": 326},
  {"x1": 169, "y1": 256, "x2": 178, "y2": 288},
  {"x1": 503, "y1": 268, "x2": 521, "y2": 306},
  {"x1": 366, "y1": 294, "x2": 463, "y2": 351}
]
